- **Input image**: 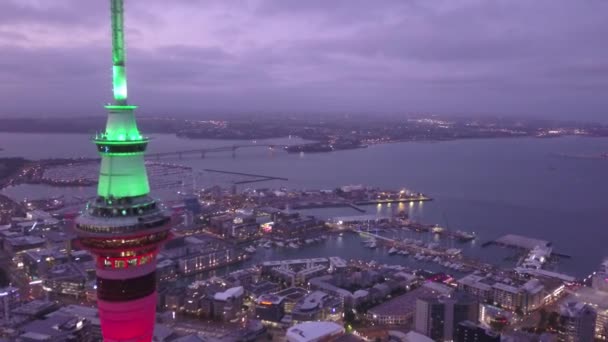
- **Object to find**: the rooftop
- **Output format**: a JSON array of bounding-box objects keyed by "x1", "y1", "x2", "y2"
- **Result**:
[
  {"x1": 493, "y1": 282, "x2": 519, "y2": 294},
  {"x1": 458, "y1": 273, "x2": 493, "y2": 291},
  {"x1": 257, "y1": 294, "x2": 284, "y2": 305},
  {"x1": 20, "y1": 313, "x2": 85, "y2": 339},
  {"x1": 309, "y1": 275, "x2": 354, "y2": 298},
  {"x1": 214, "y1": 286, "x2": 244, "y2": 301},
  {"x1": 298, "y1": 291, "x2": 328, "y2": 311},
  {"x1": 560, "y1": 301, "x2": 595, "y2": 318},
  {"x1": 329, "y1": 256, "x2": 347, "y2": 268},
  {"x1": 5, "y1": 235, "x2": 45, "y2": 246},
  {"x1": 521, "y1": 279, "x2": 544, "y2": 294},
  {"x1": 275, "y1": 287, "x2": 308, "y2": 301},
  {"x1": 569, "y1": 287, "x2": 608, "y2": 310},
  {"x1": 263, "y1": 257, "x2": 329, "y2": 267},
  {"x1": 369, "y1": 284, "x2": 451, "y2": 317},
  {"x1": 515, "y1": 267, "x2": 576, "y2": 283},
  {"x1": 286, "y1": 321, "x2": 344, "y2": 342},
  {"x1": 11, "y1": 300, "x2": 57, "y2": 317},
  {"x1": 403, "y1": 331, "x2": 434, "y2": 342}
]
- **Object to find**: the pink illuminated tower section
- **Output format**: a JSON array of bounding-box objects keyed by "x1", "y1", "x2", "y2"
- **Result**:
[{"x1": 74, "y1": 1, "x2": 172, "y2": 341}]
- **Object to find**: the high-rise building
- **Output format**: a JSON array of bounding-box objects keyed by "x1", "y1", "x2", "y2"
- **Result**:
[
  {"x1": 73, "y1": 0, "x2": 172, "y2": 341},
  {"x1": 0, "y1": 286, "x2": 20, "y2": 324},
  {"x1": 592, "y1": 259, "x2": 608, "y2": 293},
  {"x1": 415, "y1": 292, "x2": 479, "y2": 341},
  {"x1": 415, "y1": 296, "x2": 447, "y2": 341},
  {"x1": 450, "y1": 293, "x2": 481, "y2": 338},
  {"x1": 255, "y1": 294, "x2": 285, "y2": 323},
  {"x1": 454, "y1": 320, "x2": 500, "y2": 342},
  {"x1": 557, "y1": 302, "x2": 596, "y2": 342}
]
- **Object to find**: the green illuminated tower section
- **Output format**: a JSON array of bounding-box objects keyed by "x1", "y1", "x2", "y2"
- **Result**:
[
  {"x1": 95, "y1": 0, "x2": 149, "y2": 198},
  {"x1": 74, "y1": 1, "x2": 172, "y2": 341}
]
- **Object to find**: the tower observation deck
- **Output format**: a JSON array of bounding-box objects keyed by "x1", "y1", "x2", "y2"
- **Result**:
[{"x1": 73, "y1": 1, "x2": 172, "y2": 341}]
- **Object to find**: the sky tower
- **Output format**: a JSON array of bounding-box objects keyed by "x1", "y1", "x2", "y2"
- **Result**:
[{"x1": 74, "y1": 1, "x2": 172, "y2": 341}]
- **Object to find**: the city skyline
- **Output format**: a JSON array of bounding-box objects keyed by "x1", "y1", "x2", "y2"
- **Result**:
[
  {"x1": 0, "y1": 0, "x2": 607, "y2": 118},
  {"x1": 0, "y1": 1, "x2": 608, "y2": 341}
]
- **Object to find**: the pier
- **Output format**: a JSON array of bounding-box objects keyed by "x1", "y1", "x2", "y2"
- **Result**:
[
  {"x1": 482, "y1": 234, "x2": 572, "y2": 259},
  {"x1": 204, "y1": 169, "x2": 288, "y2": 180},
  {"x1": 204, "y1": 169, "x2": 288, "y2": 185},
  {"x1": 483, "y1": 234, "x2": 550, "y2": 249},
  {"x1": 354, "y1": 196, "x2": 432, "y2": 205},
  {"x1": 290, "y1": 201, "x2": 366, "y2": 213}
]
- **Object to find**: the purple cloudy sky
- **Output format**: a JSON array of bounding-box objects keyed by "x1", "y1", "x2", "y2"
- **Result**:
[{"x1": 0, "y1": 0, "x2": 607, "y2": 119}]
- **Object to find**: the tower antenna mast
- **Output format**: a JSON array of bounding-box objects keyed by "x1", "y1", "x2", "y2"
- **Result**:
[{"x1": 111, "y1": 0, "x2": 128, "y2": 105}]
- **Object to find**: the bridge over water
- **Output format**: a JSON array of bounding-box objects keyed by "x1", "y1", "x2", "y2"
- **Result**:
[{"x1": 146, "y1": 144, "x2": 285, "y2": 159}]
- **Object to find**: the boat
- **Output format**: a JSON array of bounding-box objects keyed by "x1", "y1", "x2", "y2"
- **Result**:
[
  {"x1": 288, "y1": 242, "x2": 300, "y2": 249},
  {"x1": 244, "y1": 246, "x2": 257, "y2": 253},
  {"x1": 431, "y1": 225, "x2": 444, "y2": 234},
  {"x1": 388, "y1": 247, "x2": 398, "y2": 255},
  {"x1": 368, "y1": 242, "x2": 377, "y2": 249},
  {"x1": 398, "y1": 250, "x2": 409, "y2": 256},
  {"x1": 305, "y1": 239, "x2": 314, "y2": 244},
  {"x1": 263, "y1": 242, "x2": 272, "y2": 249},
  {"x1": 454, "y1": 230, "x2": 476, "y2": 242},
  {"x1": 275, "y1": 241, "x2": 285, "y2": 247},
  {"x1": 446, "y1": 248, "x2": 462, "y2": 256}
]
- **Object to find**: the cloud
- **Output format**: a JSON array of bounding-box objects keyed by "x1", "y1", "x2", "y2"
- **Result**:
[{"x1": 0, "y1": 0, "x2": 607, "y2": 119}]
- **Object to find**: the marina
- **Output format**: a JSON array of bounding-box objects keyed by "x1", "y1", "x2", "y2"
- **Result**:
[{"x1": 351, "y1": 228, "x2": 490, "y2": 274}]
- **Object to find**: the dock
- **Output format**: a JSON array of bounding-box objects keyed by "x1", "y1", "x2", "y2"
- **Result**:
[
  {"x1": 483, "y1": 234, "x2": 551, "y2": 250},
  {"x1": 288, "y1": 196, "x2": 432, "y2": 213}
]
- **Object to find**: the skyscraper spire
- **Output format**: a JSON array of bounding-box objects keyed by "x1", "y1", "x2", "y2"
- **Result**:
[{"x1": 74, "y1": 1, "x2": 172, "y2": 341}]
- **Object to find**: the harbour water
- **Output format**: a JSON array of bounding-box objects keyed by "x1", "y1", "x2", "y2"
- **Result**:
[{"x1": 2, "y1": 132, "x2": 608, "y2": 277}]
